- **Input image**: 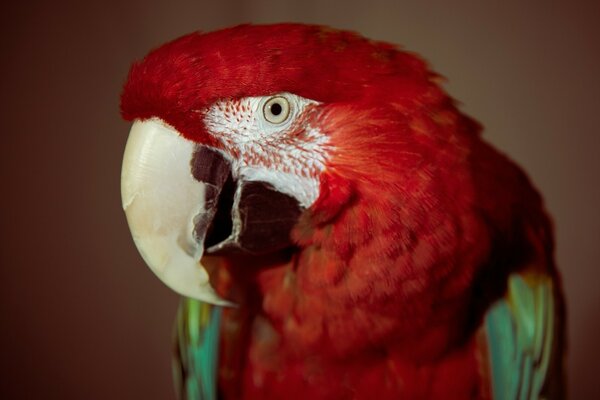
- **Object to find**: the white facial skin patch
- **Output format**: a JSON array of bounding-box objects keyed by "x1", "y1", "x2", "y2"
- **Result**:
[{"x1": 203, "y1": 93, "x2": 330, "y2": 208}]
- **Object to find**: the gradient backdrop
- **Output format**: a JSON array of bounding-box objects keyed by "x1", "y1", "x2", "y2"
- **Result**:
[{"x1": 1, "y1": 0, "x2": 598, "y2": 398}]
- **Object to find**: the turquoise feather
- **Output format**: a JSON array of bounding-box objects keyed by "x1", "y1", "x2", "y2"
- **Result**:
[
  {"x1": 485, "y1": 274, "x2": 556, "y2": 400},
  {"x1": 173, "y1": 298, "x2": 222, "y2": 400}
]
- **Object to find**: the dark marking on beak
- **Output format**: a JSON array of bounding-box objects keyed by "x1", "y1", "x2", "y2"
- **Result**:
[
  {"x1": 190, "y1": 146, "x2": 303, "y2": 258},
  {"x1": 204, "y1": 173, "x2": 235, "y2": 248},
  {"x1": 190, "y1": 146, "x2": 231, "y2": 244},
  {"x1": 191, "y1": 146, "x2": 230, "y2": 195}
]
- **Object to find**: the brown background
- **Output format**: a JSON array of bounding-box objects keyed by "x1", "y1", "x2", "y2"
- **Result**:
[{"x1": 1, "y1": 0, "x2": 598, "y2": 398}]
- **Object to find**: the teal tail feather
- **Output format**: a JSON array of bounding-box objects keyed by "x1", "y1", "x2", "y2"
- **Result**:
[{"x1": 173, "y1": 298, "x2": 222, "y2": 400}]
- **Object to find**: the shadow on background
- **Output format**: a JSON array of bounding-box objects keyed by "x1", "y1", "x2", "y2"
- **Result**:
[{"x1": 1, "y1": 0, "x2": 598, "y2": 398}]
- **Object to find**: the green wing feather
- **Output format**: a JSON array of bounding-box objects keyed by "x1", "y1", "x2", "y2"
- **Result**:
[
  {"x1": 173, "y1": 298, "x2": 222, "y2": 400},
  {"x1": 485, "y1": 273, "x2": 563, "y2": 400}
]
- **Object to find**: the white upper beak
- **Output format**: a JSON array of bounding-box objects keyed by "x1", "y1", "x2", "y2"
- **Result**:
[{"x1": 121, "y1": 119, "x2": 231, "y2": 305}]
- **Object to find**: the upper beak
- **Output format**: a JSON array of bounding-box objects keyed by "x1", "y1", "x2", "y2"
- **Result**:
[
  {"x1": 121, "y1": 119, "x2": 302, "y2": 305},
  {"x1": 121, "y1": 119, "x2": 231, "y2": 305}
]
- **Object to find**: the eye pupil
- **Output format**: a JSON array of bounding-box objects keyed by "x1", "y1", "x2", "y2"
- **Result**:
[{"x1": 270, "y1": 102, "x2": 282, "y2": 116}]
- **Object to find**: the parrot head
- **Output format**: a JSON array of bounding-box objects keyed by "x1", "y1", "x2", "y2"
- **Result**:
[
  {"x1": 120, "y1": 24, "x2": 540, "y2": 355},
  {"x1": 121, "y1": 24, "x2": 446, "y2": 304}
]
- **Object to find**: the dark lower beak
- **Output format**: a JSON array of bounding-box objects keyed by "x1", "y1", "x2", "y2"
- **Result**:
[{"x1": 192, "y1": 146, "x2": 302, "y2": 254}]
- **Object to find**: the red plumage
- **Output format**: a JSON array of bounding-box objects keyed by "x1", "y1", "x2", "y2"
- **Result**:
[
  {"x1": 121, "y1": 24, "x2": 441, "y2": 145},
  {"x1": 121, "y1": 24, "x2": 562, "y2": 399}
]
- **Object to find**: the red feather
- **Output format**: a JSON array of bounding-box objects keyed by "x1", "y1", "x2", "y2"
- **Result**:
[{"x1": 121, "y1": 24, "x2": 440, "y2": 145}]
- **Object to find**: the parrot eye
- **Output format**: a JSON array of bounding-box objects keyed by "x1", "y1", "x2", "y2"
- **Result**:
[{"x1": 262, "y1": 96, "x2": 291, "y2": 124}]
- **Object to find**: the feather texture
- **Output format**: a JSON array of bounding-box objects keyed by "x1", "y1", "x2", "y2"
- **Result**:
[
  {"x1": 173, "y1": 299, "x2": 221, "y2": 400},
  {"x1": 485, "y1": 273, "x2": 561, "y2": 400}
]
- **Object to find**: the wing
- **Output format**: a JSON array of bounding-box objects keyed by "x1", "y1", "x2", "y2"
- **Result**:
[
  {"x1": 484, "y1": 272, "x2": 565, "y2": 400},
  {"x1": 173, "y1": 298, "x2": 222, "y2": 400}
]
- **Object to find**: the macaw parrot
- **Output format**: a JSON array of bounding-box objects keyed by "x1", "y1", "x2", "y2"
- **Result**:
[{"x1": 120, "y1": 24, "x2": 565, "y2": 399}]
